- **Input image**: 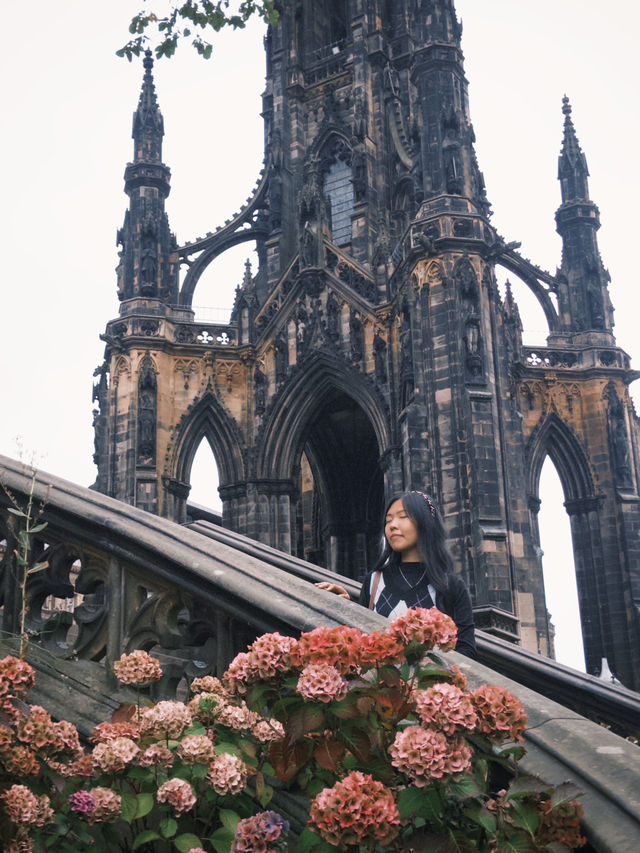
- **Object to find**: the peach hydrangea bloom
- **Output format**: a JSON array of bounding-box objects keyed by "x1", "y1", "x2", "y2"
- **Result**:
[
  {"x1": 413, "y1": 683, "x2": 477, "y2": 735},
  {"x1": 113, "y1": 649, "x2": 163, "y2": 685},
  {"x1": 358, "y1": 630, "x2": 405, "y2": 668},
  {"x1": 82, "y1": 788, "x2": 122, "y2": 824},
  {"x1": 157, "y1": 778, "x2": 197, "y2": 815},
  {"x1": 1, "y1": 744, "x2": 39, "y2": 776},
  {"x1": 232, "y1": 810, "x2": 289, "y2": 853},
  {"x1": 0, "y1": 656, "x2": 36, "y2": 699},
  {"x1": 1, "y1": 785, "x2": 54, "y2": 827},
  {"x1": 140, "y1": 701, "x2": 192, "y2": 739},
  {"x1": 177, "y1": 733, "x2": 216, "y2": 765},
  {"x1": 471, "y1": 684, "x2": 527, "y2": 742},
  {"x1": 92, "y1": 736, "x2": 140, "y2": 773},
  {"x1": 138, "y1": 742, "x2": 174, "y2": 769},
  {"x1": 387, "y1": 607, "x2": 458, "y2": 651},
  {"x1": 290, "y1": 625, "x2": 364, "y2": 674},
  {"x1": 207, "y1": 752, "x2": 249, "y2": 795},
  {"x1": 309, "y1": 771, "x2": 400, "y2": 848},
  {"x1": 16, "y1": 705, "x2": 61, "y2": 752},
  {"x1": 252, "y1": 718, "x2": 285, "y2": 743},
  {"x1": 190, "y1": 675, "x2": 227, "y2": 695},
  {"x1": 296, "y1": 663, "x2": 348, "y2": 703},
  {"x1": 389, "y1": 726, "x2": 472, "y2": 785},
  {"x1": 225, "y1": 633, "x2": 298, "y2": 691},
  {"x1": 90, "y1": 720, "x2": 141, "y2": 743}
]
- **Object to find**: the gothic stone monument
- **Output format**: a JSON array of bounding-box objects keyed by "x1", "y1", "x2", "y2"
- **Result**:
[{"x1": 93, "y1": 1, "x2": 640, "y2": 690}]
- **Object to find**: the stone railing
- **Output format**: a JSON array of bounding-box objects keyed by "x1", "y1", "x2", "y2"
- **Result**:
[{"x1": 0, "y1": 453, "x2": 639, "y2": 850}]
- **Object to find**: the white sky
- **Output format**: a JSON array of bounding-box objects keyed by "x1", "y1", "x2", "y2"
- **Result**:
[{"x1": 1, "y1": 1, "x2": 638, "y2": 672}]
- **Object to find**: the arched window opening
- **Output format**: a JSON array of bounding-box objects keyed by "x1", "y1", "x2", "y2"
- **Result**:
[
  {"x1": 188, "y1": 438, "x2": 222, "y2": 513},
  {"x1": 495, "y1": 266, "x2": 551, "y2": 347},
  {"x1": 190, "y1": 243, "x2": 257, "y2": 324},
  {"x1": 297, "y1": 391, "x2": 384, "y2": 579},
  {"x1": 539, "y1": 458, "x2": 586, "y2": 672},
  {"x1": 323, "y1": 157, "x2": 354, "y2": 247}
]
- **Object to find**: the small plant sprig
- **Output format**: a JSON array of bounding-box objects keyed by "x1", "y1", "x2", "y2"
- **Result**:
[{"x1": 2, "y1": 464, "x2": 50, "y2": 659}]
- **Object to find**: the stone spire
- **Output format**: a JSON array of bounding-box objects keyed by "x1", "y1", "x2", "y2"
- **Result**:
[
  {"x1": 117, "y1": 51, "x2": 177, "y2": 302},
  {"x1": 557, "y1": 96, "x2": 590, "y2": 204},
  {"x1": 132, "y1": 49, "x2": 165, "y2": 165},
  {"x1": 555, "y1": 97, "x2": 612, "y2": 333}
]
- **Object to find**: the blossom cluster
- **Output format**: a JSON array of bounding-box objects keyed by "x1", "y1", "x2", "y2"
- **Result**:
[
  {"x1": 309, "y1": 771, "x2": 401, "y2": 847},
  {"x1": 112, "y1": 649, "x2": 163, "y2": 685},
  {"x1": 232, "y1": 810, "x2": 289, "y2": 853}
]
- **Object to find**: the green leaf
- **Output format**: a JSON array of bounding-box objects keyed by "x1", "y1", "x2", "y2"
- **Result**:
[
  {"x1": 507, "y1": 774, "x2": 551, "y2": 799},
  {"x1": 510, "y1": 799, "x2": 539, "y2": 835},
  {"x1": 549, "y1": 781, "x2": 583, "y2": 808},
  {"x1": 7, "y1": 507, "x2": 26, "y2": 517},
  {"x1": 219, "y1": 809, "x2": 241, "y2": 833},
  {"x1": 397, "y1": 785, "x2": 444, "y2": 822},
  {"x1": 120, "y1": 792, "x2": 139, "y2": 823},
  {"x1": 135, "y1": 791, "x2": 155, "y2": 819},
  {"x1": 160, "y1": 817, "x2": 178, "y2": 839},
  {"x1": 215, "y1": 741, "x2": 242, "y2": 756},
  {"x1": 174, "y1": 833, "x2": 204, "y2": 853},
  {"x1": 495, "y1": 833, "x2": 538, "y2": 853},
  {"x1": 447, "y1": 774, "x2": 482, "y2": 799},
  {"x1": 464, "y1": 801, "x2": 497, "y2": 833},
  {"x1": 132, "y1": 830, "x2": 162, "y2": 850},
  {"x1": 29, "y1": 521, "x2": 48, "y2": 533},
  {"x1": 209, "y1": 826, "x2": 235, "y2": 853}
]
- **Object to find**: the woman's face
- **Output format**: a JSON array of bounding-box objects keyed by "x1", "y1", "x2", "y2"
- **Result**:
[{"x1": 385, "y1": 499, "x2": 420, "y2": 561}]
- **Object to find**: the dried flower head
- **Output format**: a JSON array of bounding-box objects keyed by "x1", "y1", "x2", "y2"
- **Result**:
[
  {"x1": 389, "y1": 725, "x2": 473, "y2": 785},
  {"x1": 113, "y1": 650, "x2": 163, "y2": 685},
  {"x1": 471, "y1": 684, "x2": 527, "y2": 742},
  {"x1": 157, "y1": 778, "x2": 197, "y2": 816},
  {"x1": 309, "y1": 771, "x2": 400, "y2": 848}
]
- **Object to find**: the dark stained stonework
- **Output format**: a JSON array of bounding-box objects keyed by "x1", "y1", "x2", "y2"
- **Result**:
[{"x1": 93, "y1": 2, "x2": 640, "y2": 690}]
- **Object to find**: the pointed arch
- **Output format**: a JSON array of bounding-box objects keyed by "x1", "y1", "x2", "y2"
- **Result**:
[
  {"x1": 256, "y1": 352, "x2": 390, "y2": 480},
  {"x1": 527, "y1": 412, "x2": 594, "y2": 502},
  {"x1": 167, "y1": 392, "x2": 245, "y2": 489}
]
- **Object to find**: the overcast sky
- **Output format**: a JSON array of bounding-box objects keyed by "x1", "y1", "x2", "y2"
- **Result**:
[{"x1": 1, "y1": 1, "x2": 638, "y2": 672}]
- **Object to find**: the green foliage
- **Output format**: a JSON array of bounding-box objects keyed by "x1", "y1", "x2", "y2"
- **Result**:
[{"x1": 116, "y1": 1, "x2": 280, "y2": 61}]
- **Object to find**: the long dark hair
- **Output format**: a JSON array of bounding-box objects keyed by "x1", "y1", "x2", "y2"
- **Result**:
[{"x1": 375, "y1": 491, "x2": 454, "y2": 593}]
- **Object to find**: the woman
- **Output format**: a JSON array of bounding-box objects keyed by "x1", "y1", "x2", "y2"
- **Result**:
[{"x1": 358, "y1": 490, "x2": 477, "y2": 659}]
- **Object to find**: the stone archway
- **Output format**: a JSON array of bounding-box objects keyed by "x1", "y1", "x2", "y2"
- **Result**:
[{"x1": 296, "y1": 390, "x2": 384, "y2": 579}]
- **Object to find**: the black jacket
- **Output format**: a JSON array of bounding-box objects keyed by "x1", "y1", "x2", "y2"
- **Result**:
[{"x1": 358, "y1": 569, "x2": 478, "y2": 659}]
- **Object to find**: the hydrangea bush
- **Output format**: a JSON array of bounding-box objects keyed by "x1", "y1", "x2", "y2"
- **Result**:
[{"x1": 0, "y1": 608, "x2": 586, "y2": 852}]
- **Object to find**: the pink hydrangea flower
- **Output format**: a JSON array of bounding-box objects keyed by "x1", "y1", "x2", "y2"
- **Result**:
[
  {"x1": 90, "y1": 720, "x2": 141, "y2": 743},
  {"x1": 358, "y1": 630, "x2": 405, "y2": 668},
  {"x1": 387, "y1": 607, "x2": 458, "y2": 651},
  {"x1": 225, "y1": 634, "x2": 298, "y2": 691},
  {"x1": 177, "y1": 733, "x2": 216, "y2": 764},
  {"x1": 0, "y1": 657, "x2": 36, "y2": 699},
  {"x1": 157, "y1": 778, "x2": 196, "y2": 815},
  {"x1": 79, "y1": 787, "x2": 122, "y2": 824},
  {"x1": 389, "y1": 725, "x2": 472, "y2": 785},
  {"x1": 69, "y1": 791, "x2": 96, "y2": 814},
  {"x1": 309, "y1": 771, "x2": 400, "y2": 847},
  {"x1": 92, "y1": 736, "x2": 140, "y2": 773},
  {"x1": 471, "y1": 684, "x2": 527, "y2": 742},
  {"x1": 1, "y1": 785, "x2": 54, "y2": 827},
  {"x1": 291, "y1": 625, "x2": 365, "y2": 675},
  {"x1": 140, "y1": 701, "x2": 192, "y2": 739},
  {"x1": 232, "y1": 810, "x2": 289, "y2": 853},
  {"x1": 16, "y1": 705, "x2": 61, "y2": 752},
  {"x1": 414, "y1": 683, "x2": 478, "y2": 735},
  {"x1": 296, "y1": 663, "x2": 348, "y2": 703},
  {"x1": 207, "y1": 752, "x2": 248, "y2": 795},
  {"x1": 138, "y1": 742, "x2": 174, "y2": 769},
  {"x1": 190, "y1": 675, "x2": 227, "y2": 695},
  {"x1": 252, "y1": 718, "x2": 285, "y2": 743},
  {"x1": 113, "y1": 649, "x2": 163, "y2": 685}
]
